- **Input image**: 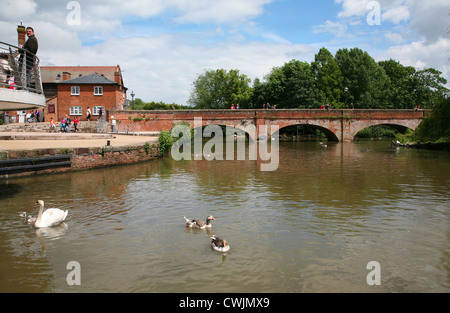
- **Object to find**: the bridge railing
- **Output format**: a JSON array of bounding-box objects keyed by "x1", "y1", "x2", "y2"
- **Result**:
[{"x1": 0, "y1": 41, "x2": 43, "y2": 95}]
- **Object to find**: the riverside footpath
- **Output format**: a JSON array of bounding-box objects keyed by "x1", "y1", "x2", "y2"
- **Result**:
[{"x1": 0, "y1": 122, "x2": 160, "y2": 178}]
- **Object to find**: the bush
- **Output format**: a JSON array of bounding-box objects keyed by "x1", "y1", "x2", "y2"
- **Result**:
[
  {"x1": 356, "y1": 125, "x2": 397, "y2": 138},
  {"x1": 158, "y1": 131, "x2": 174, "y2": 156},
  {"x1": 413, "y1": 97, "x2": 450, "y2": 143}
]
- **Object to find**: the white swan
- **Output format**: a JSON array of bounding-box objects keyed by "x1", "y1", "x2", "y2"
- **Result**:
[{"x1": 34, "y1": 200, "x2": 68, "y2": 228}]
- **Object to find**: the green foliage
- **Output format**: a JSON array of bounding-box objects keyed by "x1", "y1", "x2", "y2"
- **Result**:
[
  {"x1": 144, "y1": 142, "x2": 151, "y2": 155},
  {"x1": 356, "y1": 126, "x2": 398, "y2": 138},
  {"x1": 335, "y1": 48, "x2": 390, "y2": 109},
  {"x1": 413, "y1": 97, "x2": 450, "y2": 142},
  {"x1": 128, "y1": 47, "x2": 448, "y2": 112},
  {"x1": 129, "y1": 99, "x2": 188, "y2": 110},
  {"x1": 311, "y1": 48, "x2": 344, "y2": 107},
  {"x1": 188, "y1": 69, "x2": 252, "y2": 109},
  {"x1": 395, "y1": 129, "x2": 415, "y2": 144},
  {"x1": 379, "y1": 60, "x2": 449, "y2": 109},
  {"x1": 413, "y1": 68, "x2": 449, "y2": 109},
  {"x1": 251, "y1": 59, "x2": 321, "y2": 109},
  {"x1": 378, "y1": 59, "x2": 417, "y2": 109},
  {"x1": 158, "y1": 131, "x2": 174, "y2": 156}
]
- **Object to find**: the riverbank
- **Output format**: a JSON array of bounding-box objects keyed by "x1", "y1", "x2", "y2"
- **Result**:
[
  {"x1": 0, "y1": 132, "x2": 160, "y2": 178},
  {"x1": 392, "y1": 140, "x2": 450, "y2": 151}
]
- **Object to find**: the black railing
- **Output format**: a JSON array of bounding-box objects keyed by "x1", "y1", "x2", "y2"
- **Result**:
[
  {"x1": 0, "y1": 41, "x2": 43, "y2": 94},
  {"x1": 0, "y1": 155, "x2": 72, "y2": 175}
]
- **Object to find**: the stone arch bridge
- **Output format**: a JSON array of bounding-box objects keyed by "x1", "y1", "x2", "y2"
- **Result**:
[{"x1": 109, "y1": 109, "x2": 427, "y2": 142}]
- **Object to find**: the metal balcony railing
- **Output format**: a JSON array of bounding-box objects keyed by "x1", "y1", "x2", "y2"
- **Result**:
[{"x1": 0, "y1": 40, "x2": 43, "y2": 94}]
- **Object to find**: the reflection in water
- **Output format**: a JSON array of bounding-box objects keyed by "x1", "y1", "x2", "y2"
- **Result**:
[{"x1": 0, "y1": 141, "x2": 449, "y2": 292}]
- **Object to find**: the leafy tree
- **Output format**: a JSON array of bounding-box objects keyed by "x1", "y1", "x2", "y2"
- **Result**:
[
  {"x1": 414, "y1": 97, "x2": 450, "y2": 142},
  {"x1": 128, "y1": 99, "x2": 187, "y2": 110},
  {"x1": 142, "y1": 101, "x2": 186, "y2": 110},
  {"x1": 187, "y1": 69, "x2": 252, "y2": 109},
  {"x1": 335, "y1": 48, "x2": 390, "y2": 109},
  {"x1": 413, "y1": 68, "x2": 449, "y2": 109},
  {"x1": 378, "y1": 59, "x2": 416, "y2": 109},
  {"x1": 311, "y1": 48, "x2": 344, "y2": 108},
  {"x1": 251, "y1": 60, "x2": 320, "y2": 108},
  {"x1": 129, "y1": 98, "x2": 146, "y2": 110}
]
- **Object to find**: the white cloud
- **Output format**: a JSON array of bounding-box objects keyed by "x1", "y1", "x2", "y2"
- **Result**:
[
  {"x1": 172, "y1": 0, "x2": 272, "y2": 24},
  {"x1": 383, "y1": 32, "x2": 405, "y2": 44},
  {"x1": 0, "y1": 0, "x2": 37, "y2": 21},
  {"x1": 335, "y1": 0, "x2": 370, "y2": 18},
  {"x1": 378, "y1": 37, "x2": 450, "y2": 81},
  {"x1": 313, "y1": 20, "x2": 348, "y2": 37},
  {"x1": 2, "y1": 0, "x2": 448, "y2": 105},
  {"x1": 405, "y1": 0, "x2": 449, "y2": 43},
  {"x1": 382, "y1": 6, "x2": 410, "y2": 24}
]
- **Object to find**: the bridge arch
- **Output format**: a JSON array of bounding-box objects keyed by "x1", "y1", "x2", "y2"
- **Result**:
[
  {"x1": 266, "y1": 120, "x2": 340, "y2": 142},
  {"x1": 180, "y1": 120, "x2": 256, "y2": 141},
  {"x1": 348, "y1": 119, "x2": 422, "y2": 141}
]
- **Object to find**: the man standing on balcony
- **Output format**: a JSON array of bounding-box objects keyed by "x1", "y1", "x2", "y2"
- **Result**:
[{"x1": 19, "y1": 27, "x2": 38, "y2": 88}]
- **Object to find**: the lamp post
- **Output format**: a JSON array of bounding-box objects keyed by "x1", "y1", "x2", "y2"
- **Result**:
[
  {"x1": 344, "y1": 87, "x2": 349, "y2": 109},
  {"x1": 131, "y1": 90, "x2": 135, "y2": 109}
]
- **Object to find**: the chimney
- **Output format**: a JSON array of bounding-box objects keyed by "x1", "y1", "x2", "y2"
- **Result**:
[
  {"x1": 114, "y1": 68, "x2": 121, "y2": 85},
  {"x1": 17, "y1": 25, "x2": 26, "y2": 46},
  {"x1": 62, "y1": 72, "x2": 72, "y2": 81}
]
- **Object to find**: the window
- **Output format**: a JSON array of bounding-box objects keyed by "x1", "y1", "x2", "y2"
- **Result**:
[
  {"x1": 71, "y1": 86, "x2": 80, "y2": 95},
  {"x1": 47, "y1": 103, "x2": 55, "y2": 114},
  {"x1": 94, "y1": 86, "x2": 103, "y2": 95},
  {"x1": 70, "y1": 106, "x2": 82, "y2": 116},
  {"x1": 93, "y1": 106, "x2": 105, "y2": 116}
]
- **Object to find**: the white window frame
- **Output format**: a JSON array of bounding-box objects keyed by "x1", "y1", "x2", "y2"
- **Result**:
[
  {"x1": 93, "y1": 106, "x2": 105, "y2": 116},
  {"x1": 94, "y1": 86, "x2": 103, "y2": 96},
  {"x1": 70, "y1": 106, "x2": 82, "y2": 116},
  {"x1": 71, "y1": 86, "x2": 80, "y2": 95}
]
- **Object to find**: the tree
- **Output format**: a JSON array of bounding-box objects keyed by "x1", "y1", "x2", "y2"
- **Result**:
[
  {"x1": 251, "y1": 60, "x2": 320, "y2": 109},
  {"x1": 413, "y1": 68, "x2": 449, "y2": 109},
  {"x1": 414, "y1": 97, "x2": 450, "y2": 142},
  {"x1": 378, "y1": 59, "x2": 416, "y2": 109},
  {"x1": 335, "y1": 48, "x2": 390, "y2": 109},
  {"x1": 311, "y1": 48, "x2": 344, "y2": 108},
  {"x1": 187, "y1": 69, "x2": 252, "y2": 109},
  {"x1": 129, "y1": 98, "x2": 145, "y2": 110}
]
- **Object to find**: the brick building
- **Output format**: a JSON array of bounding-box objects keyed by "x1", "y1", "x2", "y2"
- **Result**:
[{"x1": 40, "y1": 65, "x2": 127, "y2": 121}]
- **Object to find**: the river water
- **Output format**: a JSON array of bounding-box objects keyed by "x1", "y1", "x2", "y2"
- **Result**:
[{"x1": 0, "y1": 140, "x2": 448, "y2": 293}]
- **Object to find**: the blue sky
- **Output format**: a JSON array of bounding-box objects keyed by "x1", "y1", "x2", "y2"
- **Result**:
[{"x1": 1, "y1": 0, "x2": 448, "y2": 105}]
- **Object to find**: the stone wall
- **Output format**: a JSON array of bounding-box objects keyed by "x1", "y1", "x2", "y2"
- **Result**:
[{"x1": 0, "y1": 142, "x2": 160, "y2": 178}]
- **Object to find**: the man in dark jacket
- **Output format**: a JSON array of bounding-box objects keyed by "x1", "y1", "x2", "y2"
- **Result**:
[{"x1": 19, "y1": 27, "x2": 38, "y2": 88}]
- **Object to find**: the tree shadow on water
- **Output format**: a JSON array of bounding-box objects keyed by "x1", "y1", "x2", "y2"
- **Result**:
[{"x1": 0, "y1": 184, "x2": 22, "y2": 199}]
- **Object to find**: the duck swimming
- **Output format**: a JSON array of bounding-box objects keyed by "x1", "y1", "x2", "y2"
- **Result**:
[
  {"x1": 184, "y1": 215, "x2": 215, "y2": 229},
  {"x1": 210, "y1": 235, "x2": 230, "y2": 253}
]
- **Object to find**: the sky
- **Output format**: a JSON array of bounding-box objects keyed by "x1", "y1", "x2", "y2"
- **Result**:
[{"x1": 1, "y1": 0, "x2": 449, "y2": 105}]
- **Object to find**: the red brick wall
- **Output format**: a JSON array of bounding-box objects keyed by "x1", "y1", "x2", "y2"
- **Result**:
[
  {"x1": 0, "y1": 143, "x2": 160, "y2": 178},
  {"x1": 107, "y1": 109, "x2": 428, "y2": 141},
  {"x1": 54, "y1": 84, "x2": 124, "y2": 121}
]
